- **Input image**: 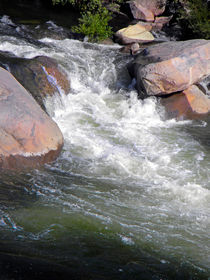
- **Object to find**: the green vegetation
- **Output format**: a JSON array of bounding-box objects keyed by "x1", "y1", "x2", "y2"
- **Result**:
[
  {"x1": 177, "y1": 0, "x2": 210, "y2": 39},
  {"x1": 72, "y1": 9, "x2": 113, "y2": 42},
  {"x1": 52, "y1": 0, "x2": 76, "y2": 5},
  {"x1": 52, "y1": 0, "x2": 114, "y2": 42},
  {"x1": 188, "y1": 0, "x2": 210, "y2": 39},
  {"x1": 52, "y1": 0, "x2": 210, "y2": 41}
]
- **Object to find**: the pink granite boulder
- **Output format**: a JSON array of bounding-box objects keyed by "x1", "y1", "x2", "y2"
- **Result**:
[{"x1": 0, "y1": 67, "x2": 64, "y2": 170}]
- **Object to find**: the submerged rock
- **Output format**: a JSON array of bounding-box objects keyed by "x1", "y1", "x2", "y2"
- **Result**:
[
  {"x1": 161, "y1": 85, "x2": 210, "y2": 120},
  {"x1": 129, "y1": 39, "x2": 210, "y2": 99},
  {"x1": 0, "y1": 67, "x2": 64, "y2": 170}
]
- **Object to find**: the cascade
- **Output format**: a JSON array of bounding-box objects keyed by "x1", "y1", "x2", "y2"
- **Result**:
[{"x1": 0, "y1": 15, "x2": 209, "y2": 279}]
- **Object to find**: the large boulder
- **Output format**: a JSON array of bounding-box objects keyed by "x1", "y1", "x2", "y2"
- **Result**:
[
  {"x1": 0, "y1": 67, "x2": 64, "y2": 170},
  {"x1": 129, "y1": 39, "x2": 210, "y2": 99},
  {"x1": 161, "y1": 85, "x2": 210, "y2": 120},
  {"x1": 115, "y1": 23, "x2": 154, "y2": 44},
  {"x1": 0, "y1": 53, "x2": 70, "y2": 111},
  {"x1": 129, "y1": 0, "x2": 167, "y2": 21}
]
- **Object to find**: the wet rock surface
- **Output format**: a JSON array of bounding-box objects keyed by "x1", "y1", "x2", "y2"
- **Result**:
[{"x1": 0, "y1": 53, "x2": 70, "y2": 110}]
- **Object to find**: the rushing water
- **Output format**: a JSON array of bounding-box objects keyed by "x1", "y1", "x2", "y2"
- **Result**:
[{"x1": 0, "y1": 15, "x2": 210, "y2": 280}]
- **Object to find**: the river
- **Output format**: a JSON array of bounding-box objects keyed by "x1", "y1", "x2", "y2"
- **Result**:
[{"x1": 0, "y1": 10, "x2": 210, "y2": 280}]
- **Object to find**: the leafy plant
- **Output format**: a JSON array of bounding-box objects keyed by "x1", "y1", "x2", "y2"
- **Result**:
[
  {"x1": 188, "y1": 0, "x2": 210, "y2": 39},
  {"x1": 177, "y1": 0, "x2": 210, "y2": 39},
  {"x1": 72, "y1": 9, "x2": 113, "y2": 42},
  {"x1": 52, "y1": 0, "x2": 69, "y2": 5},
  {"x1": 52, "y1": 0, "x2": 114, "y2": 42}
]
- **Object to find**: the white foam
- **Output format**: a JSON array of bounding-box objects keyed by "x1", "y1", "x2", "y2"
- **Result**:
[{"x1": 2, "y1": 36, "x2": 210, "y2": 270}]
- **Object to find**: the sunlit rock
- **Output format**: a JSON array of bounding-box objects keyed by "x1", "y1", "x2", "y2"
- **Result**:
[
  {"x1": 161, "y1": 85, "x2": 210, "y2": 120},
  {"x1": 129, "y1": 0, "x2": 166, "y2": 21},
  {"x1": 115, "y1": 23, "x2": 154, "y2": 45},
  {"x1": 129, "y1": 1, "x2": 154, "y2": 21},
  {"x1": 0, "y1": 67, "x2": 64, "y2": 170},
  {"x1": 129, "y1": 39, "x2": 210, "y2": 99}
]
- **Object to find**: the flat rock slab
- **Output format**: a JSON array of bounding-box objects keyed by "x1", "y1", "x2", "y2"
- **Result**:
[
  {"x1": 161, "y1": 85, "x2": 210, "y2": 120},
  {"x1": 115, "y1": 23, "x2": 154, "y2": 45},
  {"x1": 0, "y1": 67, "x2": 64, "y2": 170},
  {"x1": 130, "y1": 39, "x2": 210, "y2": 99}
]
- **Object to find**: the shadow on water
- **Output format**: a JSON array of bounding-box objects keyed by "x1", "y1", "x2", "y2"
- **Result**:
[
  {"x1": 0, "y1": 170, "x2": 209, "y2": 280},
  {"x1": 0, "y1": 0, "x2": 79, "y2": 28},
  {"x1": 184, "y1": 116, "x2": 210, "y2": 149},
  {"x1": 0, "y1": 171, "x2": 38, "y2": 209},
  {"x1": 0, "y1": 231, "x2": 208, "y2": 280}
]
